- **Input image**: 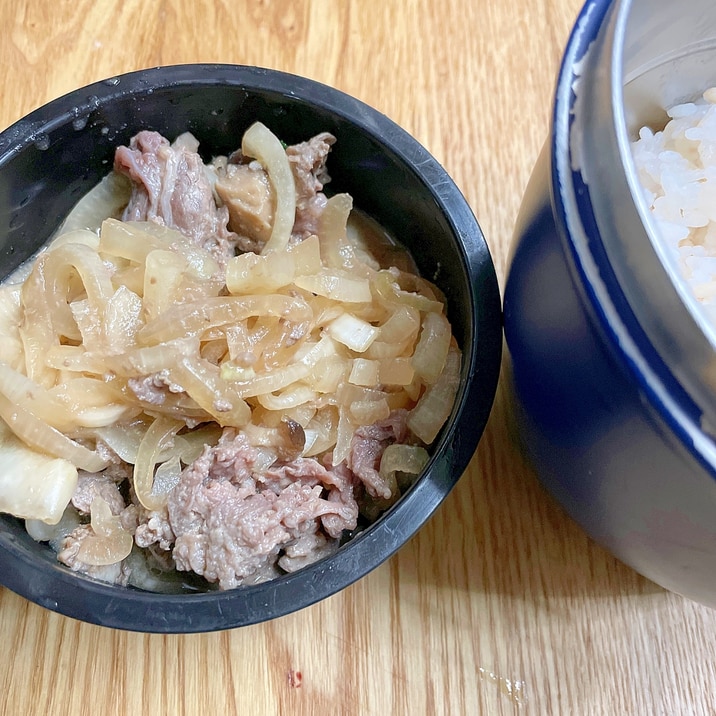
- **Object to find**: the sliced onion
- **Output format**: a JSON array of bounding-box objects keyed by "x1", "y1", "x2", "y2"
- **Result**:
[
  {"x1": 317, "y1": 193, "x2": 354, "y2": 269},
  {"x1": 361, "y1": 444, "x2": 430, "y2": 519},
  {"x1": 76, "y1": 496, "x2": 133, "y2": 566},
  {"x1": 256, "y1": 385, "x2": 316, "y2": 411},
  {"x1": 153, "y1": 454, "x2": 183, "y2": 496},
  {"x1": 59, "y1": 171, "x2": 131, "y2": 234},
  {"x1": 325, "y1": 313, "x2": 379, "y2": 353},
  {"x1": 48, "y1": 377, "x2": 134, "y2": 429},
  {"x1": 304, "y1": 355, "x2": 347, "y2": 393},
  {"x1": 0, "y1": 358, "x2": 79, "y2": 432},
  {"x1": 226, "y1": 235, "x2": 322, "y2": 295},
  {"x1": 0, "y1": 285, "x2": 23, "y2": 371},
  {"x1": 42, "y1": 242, "x2": 115, "y2": 341},
  {"x1": 302, "y1": 407, "x2": 339, "y2": 458},
  {"x1": 407, "y1": 345, "x2": 461, "y2": 444},
  {"x1": 226, "y1": 249, "x2": 294, "y2": 295},
  {"x1": 0, "y1": 419, "x2": 78, "y2": 525},
  {"x1": 142, "y1": 249, "x2": 187, "y2": 322},
  {"x1": 349, "y1": 397, "x2": 390, "y2": 425},
  {"x1": 363, "y1": 337, "x2": 416, "y2": 360},
  {"x1": 26, "y1": 505, "x2": 81, "y2": 544},
  {"x1": 128, "y1": 221, "x2": 221, "y2": 280},
  {"x1": 332, "y1": 406, "x2": 355, "y2": 467},
  {"x1": 101, "y1": 219, "x2": 221, "y2": 282},
  {"x1": 103, "y1": 285, "x2": 144, "y2": 354},
  {"x1": 378, "y1": 357, "x2": 415, "y2": 386},
  {"x1": 294, "y1": 271, "x2": 372, "y2": 304},
  {"x1": 107, "y1": 337, "x2": 199, "y2": 377},
  {"x1": 377, "y1": 305, "x2": 421, "y2": 342},
  {"x1": 379, "y1": 443, "x2": 429, "y2": 489},
  {"x1": 348, "y1": 358, "x2": 379, "y2": 387},
  {"x1": 44, "y1": 346, "x2": 106, "y2": 374},
  {"x1": 47, "y1": 229, "x2": 101, "y2": 252},
  {"x1": 372, "y1": 269, "x2": 444, "y2": 313},
  {"x1": 99, "y1": 218, "x2": 172, "y2": 263},
  {"x1": 138, "y1": 295, "x2": 312, "y2": 345},
  {"x1": 411, "y1": 310, "x2": 451, "y2": 384},
  {"x1": 95, "y1": 418, "x2": 151, "y2": 463},
  {"x1": 290, "y1": 234, "x2": 323, "y2": 275},
  {"x1": 0, "y1": 393, "x2": 108, "y2": 472},
  {"x1": 170, "y1": 356, "x2": 251, "y2": 426},
  {"x1": 221, "y1": 360, "x2": 311, "y2": 399},
  {"x1": 242, "y1": 121, "x2": 296, "y2": 254},
  {"x1": 19, "y1": 263, "x2": 61, "y2": 387},
  {"x1": 133, "y1": 415, "x2": 184, "y2": 510}
]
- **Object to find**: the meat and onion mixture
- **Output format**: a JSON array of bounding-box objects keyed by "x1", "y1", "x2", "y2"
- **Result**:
[{"x1": 0, "y1": 122, "x2": 461, "y2": 592}]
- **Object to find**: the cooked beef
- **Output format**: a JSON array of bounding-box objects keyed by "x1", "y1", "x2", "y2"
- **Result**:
[
  {"x1": 166, "y1": 429, "x2": 357, "y2": 589},
  {"x1": 57, "y1": 525, "x2": 131, "y2": 586},
  {"x1": 115, "y1": 129, "x2": 335, "y2": 260},
  {"x1": 261, "y1": 456, "x2": 358, "y2": 538},
  {"x1": 135, "y1": 507, "x2": 174, "y2": 551},
  {"x1": 119, "y1": 502, "x2": 139, "y2": 533},
  {"x1": 119, "y1": 490, "x2": 174, "y2": 551},
  {"x1": 114, "y1": 131, "x2": 239, "y2": 263},
  {"x1": 286, "y1": 132, "x2": 336, "y2": 241},
  {"x1": 348, "y1": 409, "x2": 410, "y2": 500},
  {"x1": 214, "y1": 160, "x2": 274, "y2": 253},
  {"x1": 127, "y1": 370, "x2": 184, "y2": 406},
  {"x1": 57, "y1": 407, "x2": 407, "y2": 590},
  {"x1": 278, "y1": 530, "x2": 336, "y2": 572},
  {"x1": 71, "y1": 470, "x2": 126, "y2": 516}
]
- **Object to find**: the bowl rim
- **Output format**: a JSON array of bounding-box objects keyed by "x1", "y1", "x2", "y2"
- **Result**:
[{"x1": 0, "y1": 63, "x2": 502, "y2": 633}]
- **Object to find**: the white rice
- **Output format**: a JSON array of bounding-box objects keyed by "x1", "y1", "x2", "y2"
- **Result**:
[{"x1": 632, "y1": 88, "x2": 716, "y2": 323}]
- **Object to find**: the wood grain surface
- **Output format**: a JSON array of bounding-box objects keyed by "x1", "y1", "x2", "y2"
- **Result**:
[{"x1": 2, "y1": 0, "x2": 716, "y2": 714}]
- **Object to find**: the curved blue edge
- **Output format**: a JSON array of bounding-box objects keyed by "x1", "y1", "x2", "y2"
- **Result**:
[
  {"x1": 504, "y1": 3, "x2": 716, "y2": 606},
  {"x1": 0, "y1": 65, "x2": 503, "y2": 633}
]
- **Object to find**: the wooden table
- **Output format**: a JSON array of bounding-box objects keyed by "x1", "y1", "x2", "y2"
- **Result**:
[{"x1": 2, "y1": 0, "x2": 716, "y2": 714}]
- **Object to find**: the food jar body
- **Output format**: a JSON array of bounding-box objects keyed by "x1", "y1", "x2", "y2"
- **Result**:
[{"x1": 504, "y1": 0, "x2": 716, "y2": 606}]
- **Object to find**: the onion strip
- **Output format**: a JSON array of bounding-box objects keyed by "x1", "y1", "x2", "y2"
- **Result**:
[
  {"x1": 19, "y1": 264, "x2": 61, "y2": 388},
  {"x1": 133, "y1": 416, "x2": 184, "y2": 511},
  {"x1": 0, "y1": 359, "x2": 79, "y2": 432},
  {"x1": 170, "y1": 356, "x2": 251, "y2": 426},
  {"x1": 317, "y1": 193, "x2": 354, "y2": 269},
  {"x1": 41, "y1": 242, "x2": 116, "y2": 341},
  {"x1": 411, "y1": 310, "x2": 451, "y2": 384},
  {"x1": 242, "y1": 121, "x2": 296, "y2": 254},
  {"x1": 0, "y1": 393, "x2": 108, "y2": 472},
  {"x1": 407, "y1": 345, "x2": 461, "y2": 444},
  {"x1": 76, "y1": 496, "x2": 134, "y2": 566},
  {"x1": 138, "y1": 295, "x2": 312, "y2": 345},
  {"x1": 372, "y1": 270, "x2": 444, "y2": 314}
]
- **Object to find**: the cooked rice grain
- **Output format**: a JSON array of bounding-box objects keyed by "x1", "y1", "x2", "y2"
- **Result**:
[{"x1": 632, "y1": 89, "x2": 716, "y2": 319}]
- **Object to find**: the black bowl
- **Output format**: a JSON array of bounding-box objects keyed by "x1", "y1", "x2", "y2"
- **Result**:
[{"x1": 0, "y1": 64, "x2": 501, "y2": 632}]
